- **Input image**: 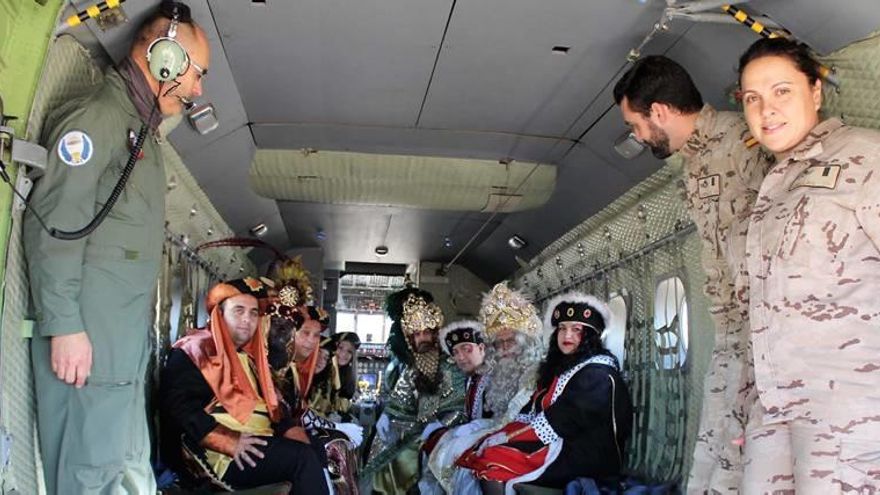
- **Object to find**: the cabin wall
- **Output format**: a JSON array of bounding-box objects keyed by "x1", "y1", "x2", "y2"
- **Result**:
[
  {"x1": 418, "y1": 261, "x2": 490, "y2": 321},
  {"x1": 513, "y1": 160, "x2": 712, "y2": 485},
  {"x1": 0, "y1": 2, "x2": 65, "y2": 493}
]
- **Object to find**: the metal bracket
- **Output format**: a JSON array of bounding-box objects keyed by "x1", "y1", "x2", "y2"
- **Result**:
[{"x1": 0, "y1": 117, "x2": 48, "y2": 210}]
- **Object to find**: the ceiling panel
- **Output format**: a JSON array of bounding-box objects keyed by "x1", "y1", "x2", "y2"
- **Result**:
[
  {"x1": 750, "y1": 0, "x2": 880, "y2": 55},
  {"x1": 277, "y1": 202, "x2": 501, "y2": 269},
  {"x1": 251, "y1": 123, "x2": 568, "y2": 163},
  {"x1": 207, "y1": 0, "x2": 453, "y2": 126},
  {"x1": 417, "y1": 0, "x2": 666, "y2": 135}
]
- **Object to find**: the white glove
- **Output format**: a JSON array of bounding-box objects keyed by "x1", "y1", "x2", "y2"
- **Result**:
[
  {"x1": 375, "y1": 413, "x2": 390, "y2": 443},
  {"x1": 334, "y1": 422, "x2": 364, "y2": 447},
  {"x1": 477, "y1": 431, "x2": 507, "y2": 455},
  {"x1": 420, "y1": 420, "x2": 444, "y2": 441}
]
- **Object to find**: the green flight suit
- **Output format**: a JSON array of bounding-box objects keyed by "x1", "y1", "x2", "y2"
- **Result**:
[{"x1": 24, "y1": 68, "x2": 165, "y2": 494}]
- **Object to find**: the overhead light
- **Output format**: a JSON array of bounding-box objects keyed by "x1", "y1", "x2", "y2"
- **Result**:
[
  {"x1": 614, "y1": 131, "x2": 645, "y2": 160},
  {"x1": 375, "y1": 245, "x2": 389, "y2": 257},
  {"x1": 315, "y1": 229, "x2": 327, "y2": 241},
  {"x1": 443, "y1": 237, "x2": 453, "y2": 248},
  {"x1": 249, "y1": 222, "x2": 268, "y2": 237},
  {"x1": 508, "y1": 235, "x2": 526, "y2": 250}
]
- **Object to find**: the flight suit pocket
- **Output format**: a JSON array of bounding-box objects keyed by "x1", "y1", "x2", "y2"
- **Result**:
[
  {"x1": 70, "y1": 378, "x2": 143, "y2": 467},
  {"x1": 833, "y1": 437, "x2": 880, "y2": 493}
]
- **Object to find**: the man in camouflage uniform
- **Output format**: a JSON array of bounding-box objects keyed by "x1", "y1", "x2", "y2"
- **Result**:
[
  {"x1": 24, "y1": 3, "x2": 209, "y2": 493},
  {"x1": 615, "y1": 55, "x2": 772, "y2": 492},
  {"x1": 742, "y1": 117, "x2": 880, "y2": 493}
]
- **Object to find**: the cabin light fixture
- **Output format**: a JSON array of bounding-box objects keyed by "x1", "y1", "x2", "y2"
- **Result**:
[
  {"x1": 249, "y1": 222, "x2": 268, "y2": 237},
  {"x1": 315, "y1": 229, "x2": 327, "y2": 241},
  {"x1": 507, "y1": 234, "x2": 527, "y2": 250},
  {"x1": 613, "y1": 131, "x2": 645, "y2": 160},
  {"x1": 374, "y1": 245, "x2": 389, "y2": 257},
  {"x1": 443, "y1": 236, "x2": 453, "y2": 248}
]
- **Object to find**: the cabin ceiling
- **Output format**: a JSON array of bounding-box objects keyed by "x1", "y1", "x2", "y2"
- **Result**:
[{"x1": 79, "y1": 0, "x2": 880, "y2": 282}]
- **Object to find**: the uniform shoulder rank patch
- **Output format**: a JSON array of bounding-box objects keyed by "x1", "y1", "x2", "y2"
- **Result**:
[
  {"x1": 789, "y1": 165, "x2": 841, "y2": 191},
  {"x1": 743, "y1": 135, "x2": 759, "y2": 149},
  {"x1": 57, "y1": 130, "x2": 94, "y2": 167},
  {"x1": 698, "y1": 174, "x2": 721, "y2": 199}
]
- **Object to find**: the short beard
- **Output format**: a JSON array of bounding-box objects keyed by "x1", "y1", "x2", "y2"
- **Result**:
[
  {"x1": 647, "y1": 120, "x2": 673, "y2": 159},
  {"x1": 415, "y1": 341, "x2": 435, "y2": 354}
]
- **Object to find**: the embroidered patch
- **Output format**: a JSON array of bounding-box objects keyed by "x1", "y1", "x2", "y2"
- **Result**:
[
  {"x1": 698, "y1": 174, "x2": 721, "y2": 199},
  {"x1": 789, "y1": 165, "x2": 841, "y2": 190},
  {"x1": 57, "y1": 130, "x2": 93, "y2": 167}
]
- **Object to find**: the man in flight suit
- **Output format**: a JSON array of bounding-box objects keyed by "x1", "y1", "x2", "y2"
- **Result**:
[
  {"x1": 24, "y1": 2, "x2": 210, "y2": 492},
  {"x1": 614, "y1": 55, "x2": 772, "y2": 493}
]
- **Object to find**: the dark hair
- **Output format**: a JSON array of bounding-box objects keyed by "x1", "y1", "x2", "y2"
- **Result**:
[
  {"x1": 267, "y1": 316, "x2": 297, "y2": 371},
  {"x1": 738, "y1": 37, "x2": 821, "y2": 85},
  {"x1": 613, "y1": 55, "x2": 703, "y2": 116},
  {"x1": 338, "y1": 362, "x2": 358, "y2": 400},
  {"x1": 536, "y1": 327, "x2": 613, "y2": 390}
]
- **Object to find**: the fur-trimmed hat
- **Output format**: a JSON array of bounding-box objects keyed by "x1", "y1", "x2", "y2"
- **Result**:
[
  {"x1": 543, "y1": 291, "x2": 611, "y2": 341},
  {"x1": 439, "y1": 320, "x2": 485, "y2": 355}
]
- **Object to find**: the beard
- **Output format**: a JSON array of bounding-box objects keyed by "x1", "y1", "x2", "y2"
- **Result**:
[
  {"x1": 484, "y1": 353, "x2": 538, "y2": 417},
  {"x1": 646, "y1": 120, "x2": 673, "y2": 159},
  {"x1": 415, "y1": 341, "x2": 436, "y2": 354}
]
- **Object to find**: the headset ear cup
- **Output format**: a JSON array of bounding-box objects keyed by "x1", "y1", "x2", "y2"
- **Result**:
[{"x1": 147, "y1": 38, "x2": 188, "y2": 82}]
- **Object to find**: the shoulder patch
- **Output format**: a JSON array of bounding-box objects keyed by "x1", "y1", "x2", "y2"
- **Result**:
[
  {"x1": 744, "y1": 135, "x2": 759, "y2": 149},
  {"x1": 789, "y1": 165, "x2": 840, "y2": 191},
  {"x1": 57, "y1": 130, "x2": 94, "y2": 167}
]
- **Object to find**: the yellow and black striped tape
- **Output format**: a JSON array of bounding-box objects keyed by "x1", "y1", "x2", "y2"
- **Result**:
[
  {"x1": 64, "y1": 0, "x2": 124, "y2": 28},
  {"x1": 722, "y1": 4, "x2": 781, "y2": 39}
]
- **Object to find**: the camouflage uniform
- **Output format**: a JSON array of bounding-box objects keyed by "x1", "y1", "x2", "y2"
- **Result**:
[
  {"x1": 678, "y1": 105, "x2": 772, "y2": 493},
  {"x1": 743, "y1": 118, "x2": 880, "y2": 493}
]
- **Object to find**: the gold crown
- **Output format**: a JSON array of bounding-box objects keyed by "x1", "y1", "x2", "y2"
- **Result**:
[
  {"x1": 401, "y1": 294, "x2": 444, "y2": 335},
  {"x1": 478, "y1": 282, "x2": 540, "y2": 338},
  {"x1": 270, "y1": 256, "x2": 314, "y2": 306}
]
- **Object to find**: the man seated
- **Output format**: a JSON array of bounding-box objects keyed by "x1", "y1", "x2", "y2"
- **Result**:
[
  {"x1": 364, "y1": 288, "x2": 468, "y2": 494},
  {"x1": 418, "y1": 320, "x2": 487, "y2": 495},
  {"x1": 159, "y1": 277, "x2": 329, "y2": 494},
  {"x1": 427, "y1": 282, "x2": 545, "y2": 493}
]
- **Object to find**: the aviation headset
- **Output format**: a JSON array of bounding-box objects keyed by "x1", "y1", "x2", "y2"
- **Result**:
[{"x1": 145, "y1": 2, "x2": 191, "y2": 82}]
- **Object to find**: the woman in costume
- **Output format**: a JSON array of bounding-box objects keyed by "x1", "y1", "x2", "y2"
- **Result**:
[
  {"x1": 333, "y1": 332, "x2": 362, "y2": 421},
  {"x1": 457, "y1": 292, "x2": 633, "y2": 495}
]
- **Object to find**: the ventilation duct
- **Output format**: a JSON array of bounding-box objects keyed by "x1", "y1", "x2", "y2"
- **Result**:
[{"x1": 250, "y1": 150, "x2": 555, "y2": 213}]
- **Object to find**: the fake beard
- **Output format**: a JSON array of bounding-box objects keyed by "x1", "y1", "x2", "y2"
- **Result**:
[{"x1": 412, "y1": 345, "x2": 442, "y2": 395}]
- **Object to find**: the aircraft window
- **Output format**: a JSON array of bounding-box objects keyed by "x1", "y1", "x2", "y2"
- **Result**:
[
  {"x1": 653, "y1": 277, "x2": 689, "y2": 370},
  {"x1": 336, "y1": 311, "x2": 392, "y2": 344},
  {"x1": 605, "y1": 293, "x2": 628, "y2": 367}
]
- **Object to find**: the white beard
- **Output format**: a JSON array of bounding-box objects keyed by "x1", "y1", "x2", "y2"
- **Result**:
[{"x1": 484, "y1": 353, "x2": 538, "y2": 417}]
